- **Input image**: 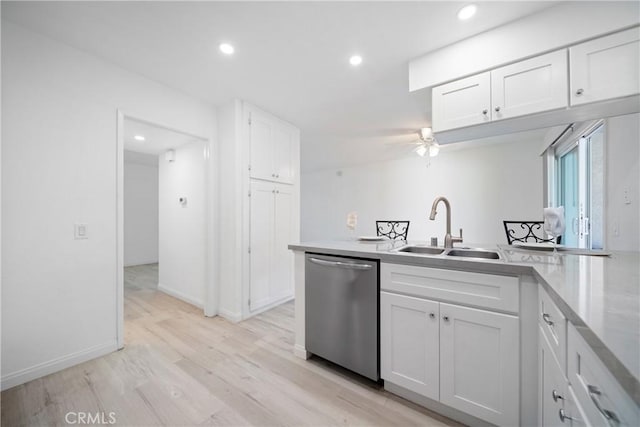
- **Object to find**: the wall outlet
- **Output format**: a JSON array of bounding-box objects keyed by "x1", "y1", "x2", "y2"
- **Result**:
[{"x1": 74, "y1": 223, "x2": 88, "y2": 239}]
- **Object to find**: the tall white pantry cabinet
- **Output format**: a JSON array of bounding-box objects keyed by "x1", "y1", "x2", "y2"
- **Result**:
[{"x1": 218, "y1": 100, "x2": 300, "y2": 321}]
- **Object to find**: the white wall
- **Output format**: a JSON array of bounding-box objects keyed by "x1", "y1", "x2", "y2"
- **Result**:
[
  {"x1": 302, "y1": 137, "x2": 543, "y2": 245},
  {"x1": 606, "y1": 113, "x2": 640, "y2": 251},
  {"x1": 216, "y1": 100, "x2": 244, "y2": 320},
  {"x1": 158, "y1": 141, "x2": 207, "y2": 308},
  {"x1": 124, "y1": 151, "x2": 159, "y2": 267},
  {"x1": 1, "y1": 21, "x2": 216, "y2": 390}
]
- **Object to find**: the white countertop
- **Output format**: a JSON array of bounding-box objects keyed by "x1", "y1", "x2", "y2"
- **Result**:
[{"x1": 289, "y1": 239, "x2": 640, "y2": 403}]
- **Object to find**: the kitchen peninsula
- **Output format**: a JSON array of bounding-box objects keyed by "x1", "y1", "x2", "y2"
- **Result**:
[{"x1": 289, "y1": 240, "x2": 640, "y2": 427}]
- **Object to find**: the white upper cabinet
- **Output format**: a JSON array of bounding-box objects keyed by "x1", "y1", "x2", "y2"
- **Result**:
[
  {"x1": 491, "y1": 50, "x2": 568, "y2": 120},
  {"x1": 570, "y1": 27, "x2": 640, "y2": 106},
  {"x1": 433, "y1": 50, "x2": 568, "y2": 132},
  {"x1": 432, "y1": 72, "x2": 491, "y2": 132},
  {"x1": 248, "y1": 107, "x2": 297, "y2": 184}
]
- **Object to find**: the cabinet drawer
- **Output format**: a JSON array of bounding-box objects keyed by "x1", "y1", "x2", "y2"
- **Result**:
[
  {"x1": 567, "y1": 323, "x2": 639, "y2": 426},
  {"x1": 381, "y1": 263, "x2": 519, "y2": 314},
  {"x1": 540, "y1": 327, "x2": 567, "y2": 427},
  {"x1": 539, "y1": 285, "x2": 567, "y2": 373}
]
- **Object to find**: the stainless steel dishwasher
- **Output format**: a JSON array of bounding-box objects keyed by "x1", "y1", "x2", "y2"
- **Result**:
[{"x1": 305, "y1": 253, "x2": 379, "y2": 381}]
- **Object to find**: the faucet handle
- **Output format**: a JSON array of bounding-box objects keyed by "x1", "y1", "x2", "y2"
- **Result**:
[{"x1": 452, "y1": 228, "x2": 463, "y2": 243}]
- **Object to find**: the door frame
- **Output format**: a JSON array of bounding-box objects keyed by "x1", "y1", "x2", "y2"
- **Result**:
[{"x1": 116, "y1": 110, "x2": 218, "y2": 349}]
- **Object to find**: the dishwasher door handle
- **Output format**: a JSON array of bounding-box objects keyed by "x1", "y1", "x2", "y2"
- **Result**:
[{"x1": 309, "y1": 257, "x2": 373, "y2": 270}]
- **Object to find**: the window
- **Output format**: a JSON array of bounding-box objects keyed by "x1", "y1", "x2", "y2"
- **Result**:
[{"x1": 546, "y1": 121, "x2": 605, "y2": 249}]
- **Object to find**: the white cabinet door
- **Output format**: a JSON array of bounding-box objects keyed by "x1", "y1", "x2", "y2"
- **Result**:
[
  {"x1": 440, "y1": 303, "x2": 520, "y2": 426},
  {"x1": 432, "y1": 72, "x2": 491, "y2": 132},
  {"x1": 249, "y1": 108, "x2": 295, "y2": 184},
  {"x1": 249, "y1": 180, "x2": 274, "y2": 311},
  {"x1": 540, "y1": 328, "x2": 567, "y2": 427},
  {"x1": 270, "y1": 184, "x2": 293, "y2": 299},
  {"x1": 249, "y1": 110, "x2": 275, "y2": 182},
  {"x1": 381, "y1": 292, "x2": 440, "y2": 401},
  {"x1": 492, "y1": 50, "x2": 568, "y2": 120},
  {"x1": 273, "y1": 124, "x2": 294, "y2": 184},
  {"x1": 570, "y1": 27, "x2": 640, "y2": 106}
]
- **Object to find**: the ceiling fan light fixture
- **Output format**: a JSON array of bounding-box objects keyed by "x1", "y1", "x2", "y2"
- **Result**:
[
  {"x1": 429, "y1": 143, "x2": 440, "y2": 157},
  {"x1": 420, "y1": 127, "x2": 434, "y2": 142},
  {"x1": 415, "y1": 144, "x2": 428, "y2": 157}
]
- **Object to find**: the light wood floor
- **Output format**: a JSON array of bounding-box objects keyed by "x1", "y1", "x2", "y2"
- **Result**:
[{"x1": 1, "y1": 264, "x2": 459, "y2": 426}]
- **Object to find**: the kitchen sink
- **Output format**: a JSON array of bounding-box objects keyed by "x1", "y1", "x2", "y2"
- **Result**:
[
  {"x1": 447, "y1": 249, "x2": 500, "y2": 259},
  {"x1": 398, "y1": 246, "x2": 445, "y2": 255}
]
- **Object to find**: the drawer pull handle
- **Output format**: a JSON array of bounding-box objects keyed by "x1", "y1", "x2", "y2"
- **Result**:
[
  {"x1": 494, "y1": 106, "x2": 501, "y2": 112},
  {"x1": 558, "y1": 409, "x2": 573, "y2": 423},
  {"x1": 429, "y1": 312, "x2": 435, "y2": 319},
  {"x1": 443, "y1": 315, "x2": 450, "y2": 322},
  {"x1": 576, "y1": 88, "x2": 584, "y2": 96},
  {"x1": 552, "y1": 390, "x2": 563, "y2": 402},
  {"x1": 588, "y1": 385, "x2": 619, "y2": 423},
  {"x1": 542, "y1": 313, "x2": 554, "y2": 326},
  {"x1": 482, "y1": 109, "x2": 488, "y2": 115}
]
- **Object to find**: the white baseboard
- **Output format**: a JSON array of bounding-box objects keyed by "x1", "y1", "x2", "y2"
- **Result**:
[
  {"x1": 246, "y1": 295, "x2": 294, "y2": 319},
  {"x1": 157, "y1": 283, "x2": 204, "y2": 309},
  {"x1": 1, "y1": 341, "x2": 118, "y2": 391},
  {"x1": 218, "y1": 308, "x2": 243, "y2": 323},
  {"x1": 294, "y1": 344, "x2": 310, "y2": 360}
]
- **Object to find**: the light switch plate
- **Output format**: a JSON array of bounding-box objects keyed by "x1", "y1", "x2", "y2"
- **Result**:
[{"x1": 74, "y1": 223, "x2": 88, "y2": 239}]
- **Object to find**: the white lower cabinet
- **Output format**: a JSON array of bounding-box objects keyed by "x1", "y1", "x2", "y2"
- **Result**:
[
  {"x1": 381, "y1": 289, "x2": 520, "y2": 426},
  {"x1": 249, "y1": 180, "x2": 294, "y2": 311},
  {"x1": 439, "y1": 302, "x2": 519, "y2": 426},
  {"x1": 381, "y1": 292, "x2": 439, "y2": 400},
  {"x1": 540, "y1": 328, "x2": 567, "y2": 427}
]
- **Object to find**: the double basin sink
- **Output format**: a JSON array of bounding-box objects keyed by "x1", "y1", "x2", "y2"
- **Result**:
[{"x1": 396, "y1": 245, "x2": 500, "y2": 260}]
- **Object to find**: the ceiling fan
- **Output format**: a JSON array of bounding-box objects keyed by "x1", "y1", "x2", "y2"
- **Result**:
[{"x1": 412, "y1": 127, "x2": 440, "y2": 157}]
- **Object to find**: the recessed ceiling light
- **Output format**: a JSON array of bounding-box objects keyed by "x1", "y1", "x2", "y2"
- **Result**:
[
  {"x1": 134, "y1": 135, "x2": 145, "y2": 142},
  {"x1": 349, "y1": 55, "x2": 363, "y2": 66},
  {"x1": 219, "y1": 43, "x2": 235, "y2": 55},
  {"x1": 457, "y1": 4, "x2": 477, "y2": 21}
]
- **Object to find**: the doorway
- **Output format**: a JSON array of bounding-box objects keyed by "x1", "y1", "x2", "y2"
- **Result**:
[{"x1": 117, "y1": 114, "x2": 211, "y2": 348}]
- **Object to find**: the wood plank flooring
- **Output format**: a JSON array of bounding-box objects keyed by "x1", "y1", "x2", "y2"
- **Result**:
[{"x1": 1, "y1": 264, "x2": 459, "y2": 426}]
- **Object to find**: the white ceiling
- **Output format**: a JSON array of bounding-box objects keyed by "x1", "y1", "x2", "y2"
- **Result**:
[
  {"x1": 2, "y1": 1, "x2": 559, "y2": 171},
  {"x1": 124, "y1": 117, "x2": 206, "y2": 156}
]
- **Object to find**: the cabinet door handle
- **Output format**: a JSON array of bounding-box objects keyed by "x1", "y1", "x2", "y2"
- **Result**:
[
  {"x1": 494, "y1": 106, "x2": 501, "y2": 112},
  {"x1": 587, "y1": 385, "x2": 619, "y2": 423},
  {"x1": 542, "y1": 313, "x2": 554, "y2": 326},
  {"x1": 482, "y1": 109, "x2": 488, "y2": 115},
  {"x1": 276, "y1": 173, "x2": 280, "y2": 178},
  {"x1": 576, "y1": 88, "x2": 584, "y2": 96},
  {"x1": 558, "y1": 409, "x2": 573, "y2": 423},
  {"x1": 429, "y1": 312, "x2": 435, "y2": 319},
  {"x1": 443, "y1": 315, "x2": 450, "y2": 322},
  {"x1": 552, "y1": 390, "x2": 563, "y2": 402}
]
